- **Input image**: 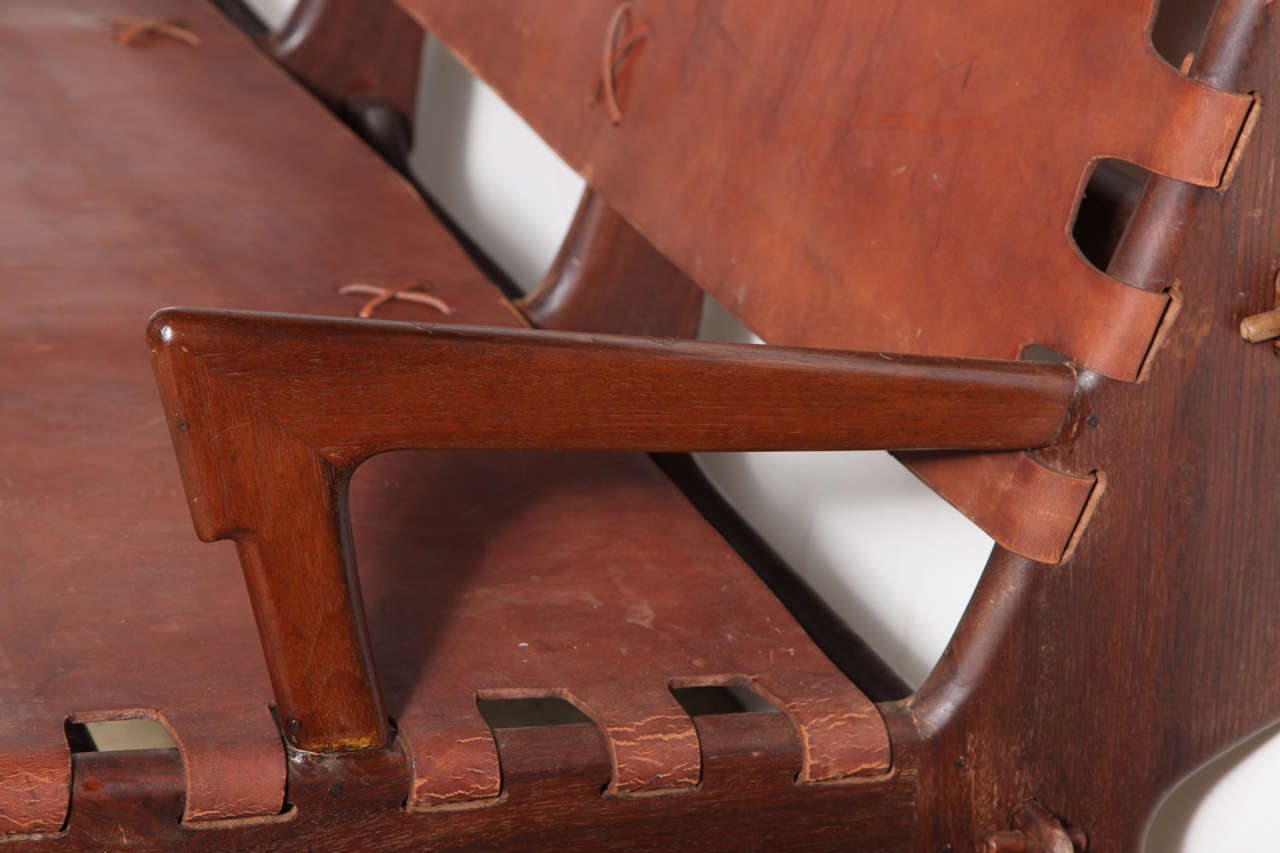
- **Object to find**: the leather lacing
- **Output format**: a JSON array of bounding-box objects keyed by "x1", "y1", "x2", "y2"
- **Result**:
[
  {"x1": 114, "y1": 18, "x2": 200, "y2": 48},
  {"x1": 588, "y1": 2, "x2": 652, "y2": 125},
  {"x1": 339, "y1": 282, "x2": 453, "y2": 318}
]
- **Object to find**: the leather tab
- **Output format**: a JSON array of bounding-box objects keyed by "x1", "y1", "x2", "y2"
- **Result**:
[
  {"x1": 1099, "y1": 56, "x2": 1253, "y2": 188},
  {"x1": 750, "y1": 672, "x2": 892, "y2": 781},
  {"x1": 403, "y1": 716, "x2": 502, "y2": 809},
  {"x1": 160, "y1": 707, "x2": 285, "y2": 824},
  {"x1": 592, "y1": 690, "x2": 702, "y2": 793},
  {"x1": 0, "y1": 722, "x2": 68, "y2": 837},
  {"x1": 896, "y1": 451, "x2": 1098, "y2": 564}
]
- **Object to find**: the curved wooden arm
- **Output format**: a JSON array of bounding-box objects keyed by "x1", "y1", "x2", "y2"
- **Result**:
[{"x1": 148, "y1": 307, "x2": 1076, "y2": 752}]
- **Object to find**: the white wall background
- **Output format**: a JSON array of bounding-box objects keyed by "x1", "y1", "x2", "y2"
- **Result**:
[{"x1": 245, "y1": 2, "x2": 1280, "y2": 848}]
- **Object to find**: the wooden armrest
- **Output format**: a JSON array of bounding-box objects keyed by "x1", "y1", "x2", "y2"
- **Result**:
[{"x1": 147, "y1": 307, "x2": 1076, "y2": 752}]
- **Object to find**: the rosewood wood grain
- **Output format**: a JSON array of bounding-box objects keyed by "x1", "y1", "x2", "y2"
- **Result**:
[
  {"x1": 271, "y1": 0, "x2": 421, "y2": 120},
  {"x1": 518, "y1": 189, "x2": 705, "y2": 338},
  {"x1": 12, "y1": 0, "x2": 1280, "y2": 848},
  {"x1": 404, "y1": 0, "x2": 1254, "y2": 566},
  {"x1": 906, "y1": 2, "x2": 1280, "y2": 849},
  {"x1": 149, "y1": 309, "x2": 1076, "y2": 459},
  {"x1": 0, "y1": 0, "x2": 531, "y2": 830},
  {"x1": 148, "y1": 307, "x2": 1075, "y2": 755},
  {"x1": 258, "y1": 1, "x2": 424, "y2": 172}
]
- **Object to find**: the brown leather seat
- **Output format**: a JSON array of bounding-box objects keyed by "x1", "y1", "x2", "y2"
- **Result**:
[
  {"x1": 0, "y1": 0, "x2": 882, "y2": 833},
  {"x1": 404, "y1": 0, "x2": 1253, "y2": 566},
  {"x1": 9, "y1": 0, "x2": 1280, "y2": 849}
]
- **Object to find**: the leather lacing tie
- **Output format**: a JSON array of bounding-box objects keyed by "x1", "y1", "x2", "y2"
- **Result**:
[
  {"x1": 588, "y1": 1, "x2": 652, "y2": 125},
  {"x1": 339, "y1": 281, "x2": 453, "y2": 318},
  {"x1": 114, "y1": 18, "x2": 201, "y2": 48}
]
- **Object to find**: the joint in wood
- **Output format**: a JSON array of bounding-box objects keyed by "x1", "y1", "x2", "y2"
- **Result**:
[{"x1": 1240, "y1": 270, "x2": 1280, "y2": 344}]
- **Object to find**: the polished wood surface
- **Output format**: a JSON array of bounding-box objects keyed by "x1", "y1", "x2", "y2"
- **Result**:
[
  {"x1": 518, "y1": 189, "x2": 706, "y2": 338},
  {"x1": 8, "y1": 0, "x2": 1280, "y2": 848},
  {"x1": 401, "y1": 0, "x2": 1256, "y2": 567},
  {"x1": 271, "y1": 0, "x2": 422, "y2": 120},
  {"x1": 909, "y1": 3, "x2": 1280, "y2": 848},
  {"x1": 149, "y1": 307, "x2": 1074, "y2": 754},
  {"x1": 3, "y1": 0, "x2": 909, "y2": 832},
  {"x1": 267, "y1": 0, "x2": 422, "y2": 170}
]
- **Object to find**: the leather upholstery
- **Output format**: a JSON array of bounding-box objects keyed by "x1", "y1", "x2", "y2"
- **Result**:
[
  {"x1": 400, "y1": 0, "x2": 1253, "y2": 562},
  {"x1": 0, "y1": 0, "x2": 885, "y2": 832}
]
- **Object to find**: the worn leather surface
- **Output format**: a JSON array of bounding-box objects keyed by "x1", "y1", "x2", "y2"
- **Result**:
[
  {"x1": 402, "y1": 0, "x2": 1247, "y2": 377},
  {"x1": 0, "y1": 0, "x2": 885, "y2": 833},
  {"x1": 894, "y1": 450, "x2": 1099, "y2": 563},
  {"x1": 353, "y1": 450, "x2": 889, "y2": 809},
  {"x1": 401, "y1": 0, "x2": 1252, "y2": 562}
]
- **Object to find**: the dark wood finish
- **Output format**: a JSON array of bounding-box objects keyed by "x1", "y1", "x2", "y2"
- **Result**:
[
  {"x1": 9, "y1": 0, "x2": 1280, "y2": 848},
  {"x1": 148, "y1": 307, "x2": 1074, "y2": 754},
  {"x1": 1, "y1": 0, "x2": 920, "y2": 832},
  {"x1": 261, "y1": 1, "x2": 423, "y2": 172},
  {"x1": 905, "y1": 2, "x2": 1280, "y2": 849},
  {"x1": 519, "y1": 189, "x2": 705, "y2": 338},
  {"x1": 982, "y1": 801, "x2": 1088, "y2": 852},
  {"x1": 271, "y1": 0, "x2": 421, "y2": 120},
  {"x1": 149, "y1": 309, "x2": 1076, "y2": 456}
]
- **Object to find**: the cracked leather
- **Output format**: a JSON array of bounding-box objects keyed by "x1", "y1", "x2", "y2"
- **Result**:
[{"x1": 0, "y1": 0, "x2": 887, "y2": 833}]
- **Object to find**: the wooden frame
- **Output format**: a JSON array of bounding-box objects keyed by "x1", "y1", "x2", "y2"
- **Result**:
[
  {"x1": 148, "y1": 307, "x2": 1075, "y2": 754},
  {"x1": 8, "y1": 0, "x2": 1280, "y2": 850}
]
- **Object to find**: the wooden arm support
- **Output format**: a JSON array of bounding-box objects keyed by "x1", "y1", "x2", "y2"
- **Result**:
[{"x1": 147, "y1": 307, "x2": 1076, "y2": 753}]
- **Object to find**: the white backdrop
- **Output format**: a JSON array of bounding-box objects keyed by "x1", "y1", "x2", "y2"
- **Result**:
[{"x1": 245, "y1": 1, "x2": 1280, "y2": 847}]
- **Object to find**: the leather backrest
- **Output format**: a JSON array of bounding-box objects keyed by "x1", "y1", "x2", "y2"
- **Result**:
[{"x1": 400, "y1": 0, "x2": 1249, "y2": 380}]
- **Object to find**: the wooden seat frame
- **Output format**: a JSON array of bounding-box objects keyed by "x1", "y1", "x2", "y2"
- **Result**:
[{"x1": 7, "y1": 0, "x2": 1280, "y2": 850}]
